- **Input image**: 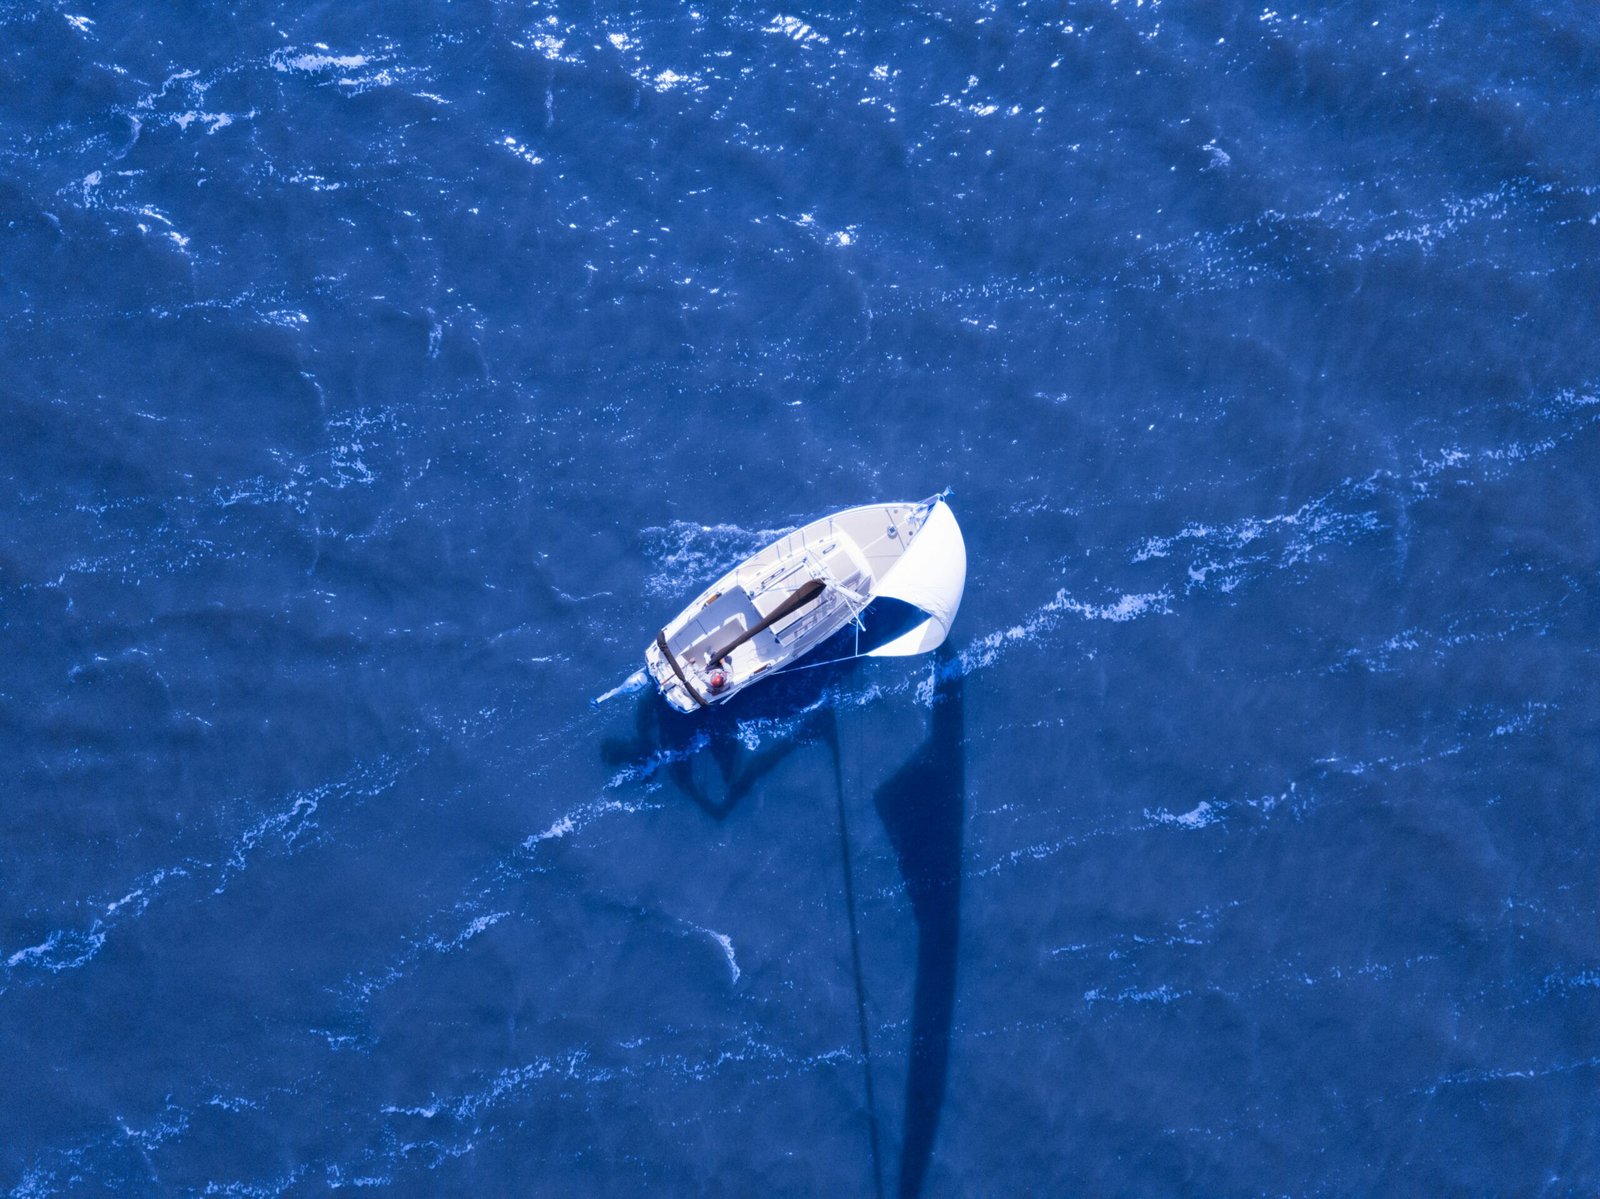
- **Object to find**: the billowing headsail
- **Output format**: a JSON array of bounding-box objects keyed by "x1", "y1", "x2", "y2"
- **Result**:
[{"x1": 864, "y1": 499, "x2": 967, "y2": 658}]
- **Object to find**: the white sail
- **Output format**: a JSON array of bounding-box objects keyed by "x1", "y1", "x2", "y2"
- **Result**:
[{"x1": 865, "y1": 499, "x2": 967, "y2": 658}]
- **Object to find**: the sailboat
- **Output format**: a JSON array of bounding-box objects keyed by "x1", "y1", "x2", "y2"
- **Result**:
[{"x1": 642, "y1": 492, "x2": 967, "y2": 712}]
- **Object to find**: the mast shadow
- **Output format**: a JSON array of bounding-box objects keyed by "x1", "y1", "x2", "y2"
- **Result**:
[
  {"x1": 873, "y1": 654, "x2": 965, "y2": 1199},
  {"x1": 597, "y1": 651, "x2": 966, "y2": 1199}
]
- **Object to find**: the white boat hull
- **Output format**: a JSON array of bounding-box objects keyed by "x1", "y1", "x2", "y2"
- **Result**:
[{"x1": 644, "y1": 494, "x2": 966, "y2": 712}]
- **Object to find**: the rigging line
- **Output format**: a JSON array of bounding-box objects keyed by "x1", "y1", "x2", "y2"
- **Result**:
[
  {"x1": 831, "y1": 705, "x2": 884, "y2": 1199},
  {"x1": 774, "y1": 648, "x2": 868, "y2": 677}
]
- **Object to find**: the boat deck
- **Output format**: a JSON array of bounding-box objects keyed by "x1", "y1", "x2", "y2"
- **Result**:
[{"x1": 646, "y1": 498, "x2": 944, "y2": 711}]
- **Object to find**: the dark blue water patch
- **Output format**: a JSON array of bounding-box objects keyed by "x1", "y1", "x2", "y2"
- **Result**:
[{"x1": 5, "y1": 0, "x2": 1600, "y2": 1193}]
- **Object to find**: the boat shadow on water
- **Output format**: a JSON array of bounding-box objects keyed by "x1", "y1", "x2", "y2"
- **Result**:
[
  {"x1": 598, "y1": 651, "x2": 966, "y2": 1199},
  {"x1": 600, "y1": 656, "x2": 852, "y2": 817}
]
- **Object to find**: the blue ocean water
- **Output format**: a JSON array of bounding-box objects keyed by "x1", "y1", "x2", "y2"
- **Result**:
[{"x1": 3, "y1": 0, "x2": 1598, "y2": 1193}]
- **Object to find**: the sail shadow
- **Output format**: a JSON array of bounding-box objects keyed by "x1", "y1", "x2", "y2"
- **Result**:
[
  {"x1": 596, "y1": 652, "x2": 964, "y2": 1199},
  {"x1": 872, "y1": 653, "x2": 965, "y2": 1199},
  {"x1": 598, "y1": 657, "x2": 856, "y2": 818}
]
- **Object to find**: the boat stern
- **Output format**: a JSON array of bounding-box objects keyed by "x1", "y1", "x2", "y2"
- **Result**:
[{"x1": 644, "y1": 635, "x2": 704, "y2": 713}]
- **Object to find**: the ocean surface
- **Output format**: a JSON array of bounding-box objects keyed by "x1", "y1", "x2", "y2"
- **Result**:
[{"x1": 3, "y1": 2, "x2": 1598, "y2": 1194}]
